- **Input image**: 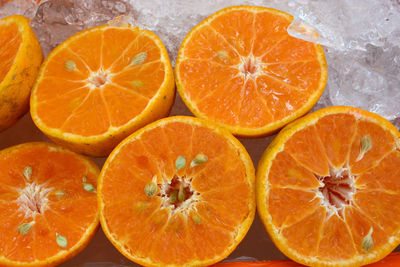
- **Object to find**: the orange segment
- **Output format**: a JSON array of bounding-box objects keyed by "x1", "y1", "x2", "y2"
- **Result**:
[
  {"x1": 315, "y1": 113, "x2": 357, "y2": 168},
  {"x1": 0, "y1": 142, "x2": 99, "y2": 266},
  {"x1": 349, "y1": 119, "x2": 396, "y2": 174},
  {"x1": 284, "y1": 125, "x2": 330, "y2": 176},
  {"x1": 317, "y1": 214, "x2": 357, "y2": 260},
  {"x1": 257, "y1": 106, "x2": 400, "y2": 266},
  {"x1": 0, "y1": 15, "x2": 43, "y2": 131},
  {"x1": 99, "y1": 116, "x2": 255, "y2": 266},
  {"x1": 31, "y1": 24, "x2": 174, "y2": 156},
  {"x1": 175, "y1": 6, "x2": 327, "y2": 136}
]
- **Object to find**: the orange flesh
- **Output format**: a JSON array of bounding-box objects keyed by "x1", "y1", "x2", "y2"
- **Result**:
[
  {"x1": 266, "y1": 112, "x2": 399, "y2": 261},
  {"x1": 34, "y1": 27, "x2": 165, "y2": 136},
  {"x1": 0, "y1": 21, "x2": 22, "y2": 82},
  {"x1": 100, "y1": 120, "x2": 253, "y2": 265},
  {"x1": 0, "y1": 144, "x2": 98, "y2": 263},
  {"x1": 178, "y1": 8, "x2": 324, "y2": 128}
]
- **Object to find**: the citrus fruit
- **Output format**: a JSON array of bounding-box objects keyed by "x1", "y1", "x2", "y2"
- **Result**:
[
  {"x1": 0, "y1": 15, "x2": 43, "y2": 132},
  {"x1": 175, "y1": 5, "x2": 327, "y2": 137},
  {"x1": 0, "y1": 142, "x2": 99, "y2": 266},
  {"x1": 256, "y1": 106, "x2": 400, "y2": 266},
  {"x1": 30, "y1": 24, "x2": 175, "y2": 157},
  {"x1": 98, "y1": 116, "x2": 255, "y2": 266}
]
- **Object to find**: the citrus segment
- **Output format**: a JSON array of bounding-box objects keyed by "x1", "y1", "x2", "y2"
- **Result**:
[
  {"x1": 175, "y1": 6, "x2": 327, "y2": 136},
  {"x1": 0, "y1": 142, "x2": 99, "y2": 266},
  {"x1": 0, "y1": 15, "x2": 43, "y2": 131},
  {"x1": 31, "y1": 25, "x2": 174, "y2": 157},
  {"x1": 99, "y1": 116, "x2": 255, "y2": 266},
  {"x1": 257, "y1": 106, "x2": 400, "y2": 266}
]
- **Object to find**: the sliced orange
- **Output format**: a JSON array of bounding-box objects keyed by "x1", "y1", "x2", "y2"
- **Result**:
[
  {"x1": 98, "y1": 116, "x2": 255, "y2": 266},
  {"x1": 30, "y1": 24, "x2": 175, "y2": 157},
  {"x1": 175, "y1": 5, "x2": 327, "y2": 137},
  {"x1": 0, "y1": 15, "x2": 43, "y2": 131},
  {"x1": 256, "y1": 106, "x2": 400, "y2": 266},
  {"x1": 0, "y1": 142, "x2": 99, "y2": 266}
]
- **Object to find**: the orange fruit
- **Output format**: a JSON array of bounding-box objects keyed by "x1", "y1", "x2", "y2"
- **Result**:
[
  {"x1": 175, "y1": 6, "x2": 327, "y2": 137},
  {"x1": 0, "y1": 142, "x2": 99, "y2": 266},
  {"x1": 0, "y1": 15, "x2": 43, "y2": 131},
  {"x1": 98, "y1": 116, "x2": 255, "y2": 266},
  {"x1": 30, "y1": 24, "x2": 175, "y2": 157},
  {"x1": 256, "y1": 106, "x2": 400, "y2": 266}
]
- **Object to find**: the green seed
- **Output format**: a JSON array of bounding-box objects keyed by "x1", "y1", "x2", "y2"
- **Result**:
[
  {"x1": 83, "y1": 182, "x2": 96, "y2": 193},
  {"x1": 145, "y1": 182, "x2": 157, "y2": 198},
  {"x1": 18, "y1": 221, "x2": 35, "y2": 235},
  {"x1": 169, "y1": 190, "x2": 178, "y2": 204},
  {"x1": 131, "y1": 52, "x2": 147, "y2": 66},
  {"x1": 64, "y1": 60, "x2": 76, "y2": 71},
  {"x1": 362, "y1": 227, "x2": 373, "y2": 251},
  {"x1": 175, "y1": 156, "x2": 186, "y2": 170},
  {"x1": 24, "y1": 166, "x2": 32, "y2": 180},
  {"x1": 178, "y1": 184, "x2": 186, "y2": 202},
  {"x1": 357, "y1": 135, "x2": 372, "y2": 161},
  {"x1": 190, "y1": 153, "x2": 208, "y2": 168},
  {"x1": 192, "y1": 213, "x2": 201, "y2": 224},
  {"x1": 56, "y1": 233, "x2": 68, "y2": 248}
]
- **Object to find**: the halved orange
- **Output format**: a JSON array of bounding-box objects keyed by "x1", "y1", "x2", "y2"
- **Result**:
[
  {"x1": 256, "y1": 106, "x2": 400, "y2": 266},
  {"x1": 98, "y1": 116, "x2": 255, "y2": 266},
  {"x1": 0, "y1": 15, "x2": 43, "y2": 131},
  {"x1": 30, "y1": 24, "x2": 175, "y2": 157},
  {"x1": 175, "y1": 5, "x2": 327, "y2": 137},
  {"x1": 0, "y1": 142, "x2": 99, "y2": 266}
]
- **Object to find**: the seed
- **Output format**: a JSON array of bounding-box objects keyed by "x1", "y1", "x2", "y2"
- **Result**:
[
  {"x1": 175, "y1": 156, "x2": 186, "y2": 170},
  {"x1": 178, "y1": 184, "x2": 186, "y2": 202},
  {"x1": 82, "y1": 176, "x2": 88, "y2": 183},
  {"x1": 83, "y1": 182, "x2": 96, "y2": 193},
  {"x1": 132, "y1": 80, "x2": 143, "y2": 87},
  {"x1": 362, "y1": 227, "x2": 373, "y2": 251},
  {"x1": 64, "y1": 60, "x2": 76, "y2": 71},
  {"x1": 18, "y1": 221, "x2": 35, "y2": 235},
  {"x1": 56, "y1": 233, "x2": 68, "y2": 248},
  {"x1": 192, "y1": 213, "x2": 201, "y2": 224},
  {"x1": 357, "y1": 135, "x2": 372, "y2": 162},
  {"x1": 23, "y1": 166, "x2": 32, "y2": 181},
  {"x1": 131, "y1": 52, "x2": 147, "y2": 66},
  {"x1": 145, "y1": 182, "x2": 157, "y2": 198},
  {"x1": 190, "y1": 153, "x2": 208, "y2": 168},
  {"x1": 169, "y1": 190, "x2": 178, "y2": 203}
]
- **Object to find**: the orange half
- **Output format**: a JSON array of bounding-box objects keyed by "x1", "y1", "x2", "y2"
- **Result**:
[
  {"x1": 0, "y1": 15, "x2": 42, "y2": 131},
  {"x1": 30, "y1": 24, "x2": 175, "y2": 157},
  {"x1": 257, "y1": 106, "x2": 400, "y2": 266},
  {"x1": 0, "y1": 142, "x2": 99, "y2": 266},
  {"x1": 98, "y1": 116, "x2": 255, "y2": 266},
  {"x1": 175, "y1": 6, "x2": 327, "y2": 137}
]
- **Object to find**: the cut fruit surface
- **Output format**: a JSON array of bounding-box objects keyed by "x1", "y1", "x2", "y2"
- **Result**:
[
  {"x1": 30, "y1": 24, "x2": 175, "y2": 157},
  {"x1": 175, "y1": 6, "x2": 327, "y2": 137},
  {"x1": 256, "y1": 106, "x2": 400, "y2": 266},
  {"x1": 98, "y1": 116, "x2": 255, "y2": 266},
  {"x1": 0, "y1": 15, "x2": 43, "y2": 131},
  {"x1": 0, "y1": 142, "x2": 99, "y2": 266}
]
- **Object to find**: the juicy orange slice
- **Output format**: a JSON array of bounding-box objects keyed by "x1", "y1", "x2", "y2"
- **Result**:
[
  {"x1": 0, "y1": 15, "x2": 43, "y2": 131},
  {"x1": 257, "y1": 106, "x2": 400, "y2": 266},
  {"x1": 30, "y1": 24, "x2": 175, "y2": 157},
  {"x1": 0, "y1": 142, "x2": 99, "y2": 266},
  {"x1": 175, "y1": 6, "x2": 327, "y2": 137},
  {"x1": 98, "y1": 116, "x2": 255, "y2": 266}
]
